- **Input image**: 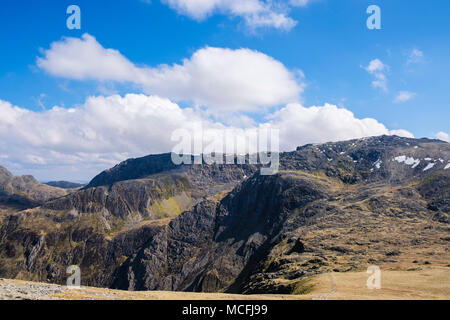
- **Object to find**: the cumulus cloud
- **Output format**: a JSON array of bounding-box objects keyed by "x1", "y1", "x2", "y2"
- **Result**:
[
  {"x1": 160, "y1": 0, "x2": 298, "y2": 30},
  {"x1": 37, "y1": 34, "x2": 137, "y2": 82},
  {"x1": 394, "y1": 91, "x2": 416, "y2": 103},
  {"x1": 267, "y1": 103, "x2": 414, "y2": 150},
  {"x1": 0, "y1": 95, "x2": 213, "y2": 180},
  {"x1": 436, "y1": 131, "x2": 450, "y2": 142},
  {"x1": 0, "y1": 96, "x2": 414, "y2": 181},
  {"x1": 37, "y1": 34, "x2": 302, "y2": 113},
  {"x1": 364, "y1": 58, "x2": 388, "y2": 92}
]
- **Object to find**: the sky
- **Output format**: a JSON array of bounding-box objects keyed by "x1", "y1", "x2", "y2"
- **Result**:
[{"x1": 0, "y1": 0, "x2": 449, "y2": 182}]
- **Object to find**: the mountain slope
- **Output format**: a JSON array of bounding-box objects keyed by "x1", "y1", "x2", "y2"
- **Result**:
[{"x1": 0, "y1": 166, "x2": 68, "y2": 212}]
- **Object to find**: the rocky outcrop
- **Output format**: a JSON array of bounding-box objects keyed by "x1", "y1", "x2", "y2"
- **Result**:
[
  {"x1": 0, "y1": 211, "x2": 168, "y2": 287},
  {"x1": 43, "y1": 175, "x2": 193, "y2": 220}
]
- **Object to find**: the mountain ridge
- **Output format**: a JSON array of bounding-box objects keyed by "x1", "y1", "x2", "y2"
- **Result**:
[
  {"x1": 0, "y1": 166, "x2": 68, "y2": 211},
  {"x1": 0, "y1": 135, "x2": 448, "y2": 294}
]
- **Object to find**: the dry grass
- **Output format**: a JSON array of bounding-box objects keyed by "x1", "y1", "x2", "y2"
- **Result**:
[
  {"x1": 2, "y1": 266, "x2": 448, "y2": 300},
  {"x1": 300, "y1": 266, "x2": 450, "y2": 300}
]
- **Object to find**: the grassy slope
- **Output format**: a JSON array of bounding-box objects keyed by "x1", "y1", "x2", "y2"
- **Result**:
[{"x1": 1, "y1": 266, "x2": 449, "y2": 300}]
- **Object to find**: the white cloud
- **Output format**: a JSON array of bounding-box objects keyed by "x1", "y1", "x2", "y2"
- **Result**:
[
  {"x1": 267, "y1": 103, "x2": 414, "y2": 150},
  {"x1": 394, "y1": 91, "x2": 416, "y2": 103},
  {"x1": 364, "y1": 59, "x2": 388, "y2": 92},
  {"x1": 389, "y1": 129, "x2": 415, "y2": 139},
  {"x1": 0, "y1": 96, "x2": 414, "y2": 181},
  {"x1": 436, "y1": 131, "x2": 450, "y2": 142},
  {"x1": 37, "y1": 34, "x2": 302, "y2": 113},
  {"x1": 407, "y1": 48, "x2": 424, "y2": 65},
  {"x1": 0, "y1": 95, "x2": 214, "y2": 180},
  {"x1": 161, "y1": 0, "x2": 298, "y2": 30},
  {"x1": 37, "y1": 34, "x2": 138, "y2": 82}
]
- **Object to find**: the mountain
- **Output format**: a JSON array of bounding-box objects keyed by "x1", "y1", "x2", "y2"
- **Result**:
[
  {"x1": 44, "y1": 181, "x2": 85, "y2": 189},
  {"x1": 0, "y1": 166, "x2": 68, "y2": 212},
  {"x1": 0, "y1": 135, "x2": 448, "y2": 294}
]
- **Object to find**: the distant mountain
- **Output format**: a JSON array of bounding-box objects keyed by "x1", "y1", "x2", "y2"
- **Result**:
[
  {"x1": 44, "y1": 181, "x2": 85, "y2": 189},
  {"x1": 0, "y1": 166, "x2": 68, "y2": 211},
  {"x1": 0, "y1": 135, "x2": 448, "y2": 294}
]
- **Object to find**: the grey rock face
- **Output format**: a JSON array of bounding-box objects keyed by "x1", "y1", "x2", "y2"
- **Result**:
[{"x1": 113, "y1": 172, "x2": 331, "y2": 292}]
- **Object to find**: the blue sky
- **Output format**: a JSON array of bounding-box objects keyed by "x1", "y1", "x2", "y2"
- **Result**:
[{"x1": 0, "y1": 0, "x2": 449, "y2": 181}]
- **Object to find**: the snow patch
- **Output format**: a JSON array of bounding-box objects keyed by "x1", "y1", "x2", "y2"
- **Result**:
[
  {"x1": 373, "y1": 159, "x2": 382, "y2": 169},
  {"x1": 394, "y1": 155, "x2": 407, "y2": 163},
  {"x1": 445, "y1": 163, "x2": 450, "y2": 170},
  {"x1": 423, "y1": 163, "x2": 435, "y2": 171},
  {"x1": 394, "y1": 155, "x2": 420, "y2": 169}
]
